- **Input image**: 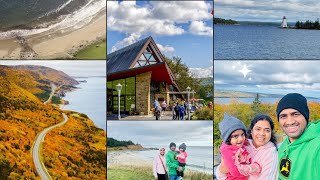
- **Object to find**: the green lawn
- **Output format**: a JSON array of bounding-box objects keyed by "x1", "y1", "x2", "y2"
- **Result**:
[
  {"x1": 74, "y1": 40, "x2": 106, "y2": 59},
  {"x1": 107, "y1": 165, "x2": 212, "y2": 180}
]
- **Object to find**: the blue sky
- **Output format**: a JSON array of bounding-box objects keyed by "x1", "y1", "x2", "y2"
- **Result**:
[
  {"x1": 215, "y1": 0, "x2": 320, "y2": 22},
  {"x1": 214, "y1": 60, "x2": 320, "y2": 98},
  {"x1": 107, "y1": 1, "x2": 213, "y2": 78}
]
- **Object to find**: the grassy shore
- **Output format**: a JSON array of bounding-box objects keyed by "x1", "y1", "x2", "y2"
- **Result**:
[
  {"x1": 74, "y1": 40, "x2": 106, "y2": 59},
  {"x1": 107, "y1": 165, "x2": 212, "y2": 180}
]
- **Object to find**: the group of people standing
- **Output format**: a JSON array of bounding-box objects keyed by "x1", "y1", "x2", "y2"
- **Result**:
[
  {"x1": 153, "y1": 100, "x2": 190, "y2": 120},
  {"x1": 153, "y1": 143, "x2": 188, "y2": 180},
  {"x1": 216, "y1": 93, "x2": 320, "y2": 179}
]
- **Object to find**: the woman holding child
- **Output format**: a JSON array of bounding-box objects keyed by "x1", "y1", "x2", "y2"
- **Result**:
[{"x1": 216, "y1": 113, "x2": 278, "y2": 180}]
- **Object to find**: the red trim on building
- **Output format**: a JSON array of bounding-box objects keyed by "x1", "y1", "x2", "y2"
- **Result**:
[{"x1": 107, "y1": 62, "x2": 176, "y2": 85}]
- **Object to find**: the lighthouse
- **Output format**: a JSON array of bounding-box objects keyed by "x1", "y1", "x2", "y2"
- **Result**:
[{"x1": 281, "y1": 16, "x2": 288, "y2": 28}]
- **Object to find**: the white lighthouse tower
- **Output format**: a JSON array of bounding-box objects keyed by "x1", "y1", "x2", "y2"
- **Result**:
[{"x1": 281, "y1": 16, "x2": 288, "y2": 28}]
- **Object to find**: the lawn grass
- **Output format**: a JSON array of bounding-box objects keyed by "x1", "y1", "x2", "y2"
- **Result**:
[
  {"x1": 107, "y1": 165, "x2": 212, "y2": 180},
  {"x1": 74, "y1": 40, "x2": 106, "y2": 59}
]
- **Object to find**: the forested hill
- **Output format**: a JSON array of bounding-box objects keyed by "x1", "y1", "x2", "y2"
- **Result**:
[
  {"x1": 11, "y1": 65, "x2": 78, "y2": 86},
  {"x1": 214, "y1": 17, "x2": 239, "y2": 25},
  {"x1": 0, "y1": 65, "x2": 106, "y2": 179},
  {"x1": 107, "y1": 137, "x2": 135, "y2": 147}
]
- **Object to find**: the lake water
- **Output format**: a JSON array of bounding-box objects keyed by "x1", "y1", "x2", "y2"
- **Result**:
[
  {"x1": 214, "y1": 97, "x2": 320, "y2": 104},
  {"x1": 63, "y1": 77, "x2": 106, "y2": 131},
  {"x1": 214, "y1": 24, "x2": 320, "y2": 59},
  {"x1": 138, "y1": 145, "x2": 213, "y2": 174}
]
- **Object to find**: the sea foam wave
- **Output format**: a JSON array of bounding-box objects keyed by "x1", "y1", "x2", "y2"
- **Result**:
[{"x1": 0, "y1": 0, "x2": 106, "y2": 40}]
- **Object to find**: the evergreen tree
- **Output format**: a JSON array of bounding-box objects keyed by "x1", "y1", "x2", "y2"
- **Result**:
[{"x1": 251, "y1": 93, "x2": 261, "y2": 115}]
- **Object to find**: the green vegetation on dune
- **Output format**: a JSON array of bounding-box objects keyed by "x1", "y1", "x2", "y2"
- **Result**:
[
  {"x1": 107, "y1": 166, "x2": 212, "y2": 180},
  {"x1": 74, "y1": 40, "x2": 106, "y2": 59},
  {"x1": 107, "y1": 137, "x2": 135, "y2": 147}
]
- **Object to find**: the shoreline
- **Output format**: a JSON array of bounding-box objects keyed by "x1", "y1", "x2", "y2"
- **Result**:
[
  {"x1": 107, "y1": 149, "x2": 213, "y2": 175},
  {"x1": 0, "y1": 8, "x2": 106, "y2": 59}
]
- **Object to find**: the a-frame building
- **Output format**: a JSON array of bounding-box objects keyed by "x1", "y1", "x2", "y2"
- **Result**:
[{"x1": 107, "y1": 36, "x2": 180, "y2": 115}]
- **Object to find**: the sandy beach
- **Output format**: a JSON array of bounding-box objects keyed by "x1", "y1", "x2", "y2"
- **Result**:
[
  {"x1": 0, "y1": 9, "x2": 106, "y2": 59},
  {"x1": 107, "y1": 150, "x2": 153, "y2": 167}
]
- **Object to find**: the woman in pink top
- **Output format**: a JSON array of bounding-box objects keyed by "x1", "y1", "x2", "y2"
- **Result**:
[
  {"x1": 217, "y1": 114, "x2": 278, "y2": 180},
  {"x1": 153, "y1": 147, "x2": 167, "y2": 180}
]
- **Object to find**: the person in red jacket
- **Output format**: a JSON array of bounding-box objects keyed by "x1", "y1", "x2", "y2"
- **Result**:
[{"x1": 218, "y1": 113, "x2": 261, "y2": 180}]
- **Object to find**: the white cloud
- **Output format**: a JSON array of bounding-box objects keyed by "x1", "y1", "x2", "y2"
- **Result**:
[
  {"x1": 190, "y1": 66, "x2": 213, "y2": 78},
  {"x1": 189, "y1": 21, "x2": 213, "y2": 36},
  {"x1": 151, "y1": 1, "x2": 212, "y2": 23},
  {"x1": 156, "y1": 43, "x2": 175, "y2": 54},
  {"x1": 214, "y1": 60, "x2": 320, "y2": 91},
  {"x1": 111, "y1": 33, "x2": 141, "y2": 52},
  {"x1": 215, "y1": 0, "x2": 320, "y2": 22},
  {"x1": 107, "y1": 1, "x2": 212, "y2": 36}
]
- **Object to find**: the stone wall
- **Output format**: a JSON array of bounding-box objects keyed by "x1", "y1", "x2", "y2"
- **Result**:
[{"x1": 136, "y1": 72, "x2": 151, "y2": 115}]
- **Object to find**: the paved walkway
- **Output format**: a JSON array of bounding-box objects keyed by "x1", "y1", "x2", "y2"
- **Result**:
[{"x1": 107, "y1": 111, "x2": 192, "y2": 120}]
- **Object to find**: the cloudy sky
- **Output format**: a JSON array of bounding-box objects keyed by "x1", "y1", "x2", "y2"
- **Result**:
[
  {"x1": 0, "y1": 60, "x2": 106, "y2": 77},
  {"x1": 107, "y1": 1, "x2": 213, "y2": 78},
  {"x1": 214, "y1": 60, "x2": 320, "y2": 97},
  {"x1": 107, "y1": 121, "x2": 213, "y2": 147},
  {"x1": 215, "y1": 0, "x2": 320, "y2": 22}
]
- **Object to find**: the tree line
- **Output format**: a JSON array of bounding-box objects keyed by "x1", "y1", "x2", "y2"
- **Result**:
[
  {"x1": 214, "y1": 18, "x2": 238, "y2": 25},
  {"x1": 295, "y1": 19, "x2": 320, "y2": 29},
  {"x1": 107, "y1": 137, "x2": 135, "y2": 147}
]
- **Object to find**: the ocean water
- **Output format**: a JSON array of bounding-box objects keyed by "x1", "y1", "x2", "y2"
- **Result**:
[
  {"x1": 137, "y1": 145, "x2": 213, "y2": 174},
  {"x1": 63, "y1": 77, "x2": 106, "y2": 131},
  {"x1": 0, "y1": 0, "x2": 106, "y2": 39},
  {"x1": 214, "y1": 24, "x2": 320, "y2": 59},
  {"x1": 214, "y1": 97, "x2": 320, "y2": 104}
]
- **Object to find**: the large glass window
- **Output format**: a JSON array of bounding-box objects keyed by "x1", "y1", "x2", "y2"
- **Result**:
[
  {"x1": 132, "y1": 45, "x2": 159, "y2": 68},
  {"x1": 107, "y1": 77, "x2": 136, "y2": 113}
]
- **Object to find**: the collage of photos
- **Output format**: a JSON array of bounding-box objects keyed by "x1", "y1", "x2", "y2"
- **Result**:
[
  {"x1": 0, "y1": 0, "x2": 215, "y2": 180},
  {"x1": 214, "y1": 1, "x2": 320, "y2": 180},
  {"x1": 106, "y1": 1, "x2": 214, "y2": 180},
  {"x1": 0, "y1": 0, "x2": 107, "y2": 179}
]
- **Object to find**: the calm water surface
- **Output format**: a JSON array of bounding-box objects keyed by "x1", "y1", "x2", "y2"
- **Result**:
[
  {"x1": 214, "y1": 25, "x2": 320, "y2": 59},
  {"x1": 63, "y1": 77, "x2": 106, "y2": 130}
]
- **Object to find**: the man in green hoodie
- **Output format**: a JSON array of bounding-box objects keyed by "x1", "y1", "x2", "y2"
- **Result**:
[
  {"x1": 166, "y1": 142, "x2": 184, "y2": 180},
  {"x1": 276, "y1": 93, "x2": 320, "y2": 179}
]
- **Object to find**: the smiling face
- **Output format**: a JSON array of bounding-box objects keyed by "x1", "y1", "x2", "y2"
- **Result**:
[
  {"x1": 229, "y1": 129, "x2": 246, "y2": 147},
  {"x1": 170, "y1": 145, "x2": 176, "y2": 152},
  {"x1": 251, "y1": 120, "x2": 272, "y2": 148},
  {"x1": 160, "y1": 148, "x2": 165, "y2": 156},
  {"x1": 279, "y1": 108, "x2": 307, "y2": 143}
]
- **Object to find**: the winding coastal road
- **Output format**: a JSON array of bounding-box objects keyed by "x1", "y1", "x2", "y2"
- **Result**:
[
  {"x1": 33, "y1": 82, "x2": 68, "y2": 179},
  {"x1": 32, "y1": 113, "x2": 68, "y2": 180},
  {"x1": 44, "y1": 83, "x2": 57, "y2": 105}
]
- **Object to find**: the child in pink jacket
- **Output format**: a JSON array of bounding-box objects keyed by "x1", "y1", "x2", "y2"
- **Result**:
[
  {"x1": 218, "y1": 113, "x2": 261, "y2": 180},
  {"x1": 175, "y1": 143, "x2": 188, "y2": 179}
]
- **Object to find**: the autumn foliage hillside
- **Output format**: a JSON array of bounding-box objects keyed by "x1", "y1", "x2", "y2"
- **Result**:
[
  {"x1": 0, "y1": 65, "x2": 105, "y2": 179},
  {"x1": 0, "y1": 67, "x2": 63, "y2": 179},
  {"x1": 43, "y1": 111, "x2": 106, "y2": 179}
]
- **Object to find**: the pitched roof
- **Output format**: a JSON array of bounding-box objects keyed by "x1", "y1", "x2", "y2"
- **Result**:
[{"x1": 107, "y1": 36, "x2": 151, "y2": 74}]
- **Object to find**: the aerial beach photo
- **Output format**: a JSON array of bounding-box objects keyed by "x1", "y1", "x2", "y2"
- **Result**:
[
  {"x1": 107, "y1": 1, "x2": 213, "y2": 120},
  {"x1": 107, "y1": 121, "x2": 213, "y2": 180},
  {"x1": 214, "y1": 0, "x2": 320, "y2": 59},
  {"x1": 0, "y1": 0, "x2": 106, "y2": 59},
  {"x1": 213, "y1": 60, "x2": 320, "y2": 178},
  {"x1": 0, "y1": 60, "x2": 106, "y2": 179}
]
